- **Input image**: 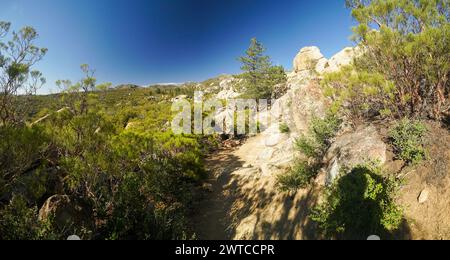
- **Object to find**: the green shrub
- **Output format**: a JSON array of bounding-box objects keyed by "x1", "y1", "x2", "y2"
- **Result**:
[
  {"x1": 310, "y1": 163, "x2": 403, "y2": 239},
  {"x1": 0, "y1": 126, "x2": 50, "y2": 197},
  {"x1": 296, "y1": 114, "x2": 342, "y2": 159},
  {"x1": 276, "y1": 161, "x2": 317, "y2": 194},
  {"x1": 279, "y1": 123, "x2": 290, "y2": 134},
  {"x1": 277, "y1": 113, "x2": 342, "y2": 194},
  {"x1": 389, "y1": 119, "x2": 427, "y2": 165},
  {"x1": 0, "y1": 195, "x2": 57, "y2": 240},
  {"x1": 295, "y1": 137, "x2": 319, "y2": 158}
]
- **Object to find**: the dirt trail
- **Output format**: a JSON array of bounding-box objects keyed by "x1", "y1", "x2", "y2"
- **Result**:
[
  {"x1": 192, "y1": 124, "x2": 450, "y2": 240},
  {"x1": 191, "y1": 147, "x2": 244, "y2": 240},
  {"x1": 192, "y1": 135, "x2": 321, "y2": 240}
]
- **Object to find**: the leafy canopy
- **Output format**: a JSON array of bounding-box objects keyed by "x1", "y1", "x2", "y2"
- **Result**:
[{"x1": 324, "y1": 0, "x2": 450, "y2": 120}]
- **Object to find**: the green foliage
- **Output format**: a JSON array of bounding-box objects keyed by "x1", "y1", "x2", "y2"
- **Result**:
[
  {"x1": 277, "y1": 114, "x2": 342, "y2": 193},
  {"x1": 238, "y1": 38, "x2": 287, "y2": 99},
  {"x1": 276, "y1": 161, "x2": 317, "y2": 194},
  {"x1": 0, "y1": 81, "x2": 210, "y2": 239},
  {"x1": 0, "y1": 22, "x2": 47, "y2": 125},
  {"x1": 279, "y1": 122, "x2": 290, "y2": 134},
  {"x1": 0, "y1": 126, "x2": 49, "y2": 196},
  {"x1": 0, "y1": 195, "x2": 57, "y2": 240},
  {"x1": 389, "y1": 119, "x2": 427, "y2": 164},
  {"x1": 333, "y1": 0, "x2": 450, "y2": 120},
  {"x1": 296, "y1": 114, "x2": 342, "y2": 159},
  {"x1": 322, "y1": 65, "x2": 397, "y2": 121},
  {"x1": 311, "y1": 162, "x2": 403, "y2": 239}
]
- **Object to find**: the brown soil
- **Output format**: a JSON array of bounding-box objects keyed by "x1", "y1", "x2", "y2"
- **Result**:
[
  {"x1": 395, "y1": 122, "x2": 450, "y2": 239},
  {"x1": 191, "y1": 135, "x2": 322, "y2": 240}
]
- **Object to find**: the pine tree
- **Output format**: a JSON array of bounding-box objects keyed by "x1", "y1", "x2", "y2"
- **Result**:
[{"x1": 239, "y1": 38, "x2": 285, "y2": 99}]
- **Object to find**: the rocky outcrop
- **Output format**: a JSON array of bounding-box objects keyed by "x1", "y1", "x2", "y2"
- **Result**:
[
  {"x1": 322, "y1": 125, "x2": 387, "y2": 185},
  {"x1": 293, "y1": 47, "x2": 328, "y2": 73},
  {"x1": 324, "y1": 47, "x2": 360, "y2": 73},
  {"x1": 293, "y1": 46, "x2": 360, "y2": 75},
  {"x1": 216, "y1": 77, "x2": 241, "y2": 100},
  {"x1": 197, "y1": 45, "x2": 391, "y2": 240}
]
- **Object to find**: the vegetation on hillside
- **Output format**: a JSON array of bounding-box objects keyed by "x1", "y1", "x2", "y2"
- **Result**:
[
  {"x1": 323, "y1": 0, "x2": 449, "y2": 122},
  {"x1": 0, "y1": 0, "x2": 449, "y2": 241},
  {"x1": 276, "y1": 0, "x2": 449, "y2": 239},
  {"x1": 389, "y1": 119, "x2": 427, "y2": 165},
  {"x1": 0, "y1": 21, "x2": 217, "y2": 240},
  {"x1": 312, "y1": 0, "x2": 449, "y2": 239}
]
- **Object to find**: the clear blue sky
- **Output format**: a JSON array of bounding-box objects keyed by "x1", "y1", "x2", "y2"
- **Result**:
[{"x1": 0, "y1": 0, "x2": 356, "y2": 94}]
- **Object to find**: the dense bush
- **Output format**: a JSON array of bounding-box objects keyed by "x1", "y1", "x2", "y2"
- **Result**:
[
  {"x1": 323, "y1": 1, "x2": 449, "y2": 121},
  {"x1": 0, "y1": 91, "x2": 209, "y2": 240},
  {"x1": 277, "y1": 114, "x2": 342, "y2": 193},
  {"x1": 295, "y1": 114, "x2": 342, "y2": 159},
  {"x1": 0, "y1": 126, "x2": 50, "y2": 199},
  {"x1": 322, "y1": 65, "x2": 398, "y2": 122},
  {"x1": 276, "y1": 161, "x2": 317, "y2": 194},
  {"x1": 311, "y1": 163, "x2": 403, "y2": 240},
  {"x1": 0, "y1": 195, "x2": 57, "y2": 240},
  {"x1": 389, "y1": 119, "x2": 427, "y2": 165}
]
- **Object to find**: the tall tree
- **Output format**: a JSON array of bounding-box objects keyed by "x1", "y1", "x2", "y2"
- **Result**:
[
  {"x1": 56, "y1": 64, "x2": 97, "y2": 115},
  {"x1": 239, "y1": 38, "x2": 286, "y2": 99},
  {"x1": 0, "y1": 22, "x2": 47, "y2": 125},
  {"x1": 344, "y1": 0, "x2": 450, "y2": 119}
]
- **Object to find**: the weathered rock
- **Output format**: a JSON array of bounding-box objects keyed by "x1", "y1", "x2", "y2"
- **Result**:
[
  {"x1": 39, "y1": 195, "x2": 94, "y2": 231},
  {"x1": 264, "y1": 125, "x2": 283, "y2": 147},
  {"x1": 325, "y1": 47, "x2": 360, "y2": 73},
  {"x1": 289, "y1": 80, "x2": 329, "y2": 134},
  {"x1": 315, "y1": 58, "x2": 329, "y2": 74},
  {"x1": 216, "y1": 89, "x2": 240, "y2": 100},
  {"x1": 323, "y1": 125, "x2": 387, "y2": 185},
  {"x1": 215, "y1": 77, "x2": 240, "y2": 99},
  {"x1": 418, "y1": 189, "x2": 429, "y2": 204},
  {"x1": 293, "y1": 46, "x2": 327, "y2": 73}
]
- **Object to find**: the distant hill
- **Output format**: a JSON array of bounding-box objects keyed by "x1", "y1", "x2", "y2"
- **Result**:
[{"x1": 114, "y1": 84, "x2": 141, "y2": 90}]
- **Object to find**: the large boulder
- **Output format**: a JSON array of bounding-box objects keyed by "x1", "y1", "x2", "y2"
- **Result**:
[
  {"x1": 323, "y1": 125, "x2": 387, "y2": 185},
  {"x1": 293, "y1": 46, "x2": 328, "y2": 73},
  {"x1": 39, "y1": 195, "x2": 94, "y2": 231},
  {"x1": 266, "y1": 73, "x2": 329, "y2": 133},
  {"x1": 215, "y1": 77, "x2": 241, "y2": 100},
  {"x1": 246, "y1": 71, "x2": 329, "y2": 176},
  {"x1": 324, "y1": 47, "x2": 361, "y2": 73}
]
